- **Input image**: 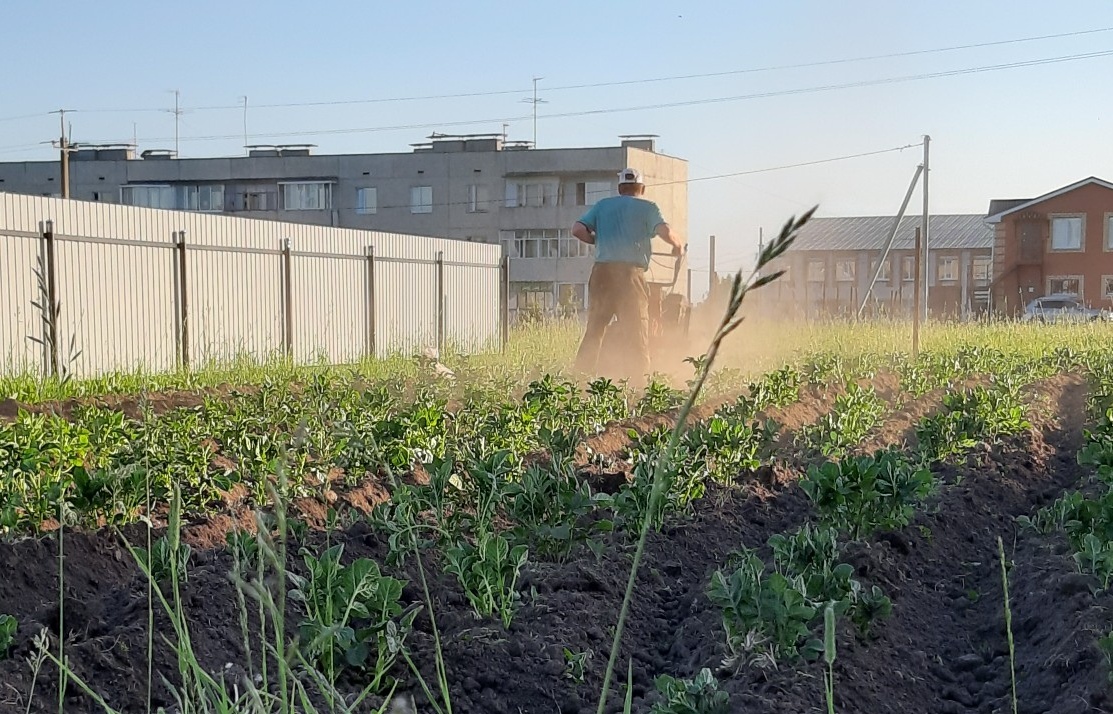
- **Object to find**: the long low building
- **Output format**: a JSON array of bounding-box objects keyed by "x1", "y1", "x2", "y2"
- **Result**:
[
  {"x1": 758, "y1": 214, "x2": 993, "y2": 319},
  {"x1": 0, "y1": 134, "x2": 689, "y2": 320}
]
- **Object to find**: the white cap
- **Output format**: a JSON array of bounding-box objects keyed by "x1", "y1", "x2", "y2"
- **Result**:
[{"x1": 617, "y1": 167, "x2": 643, "y2": 185}]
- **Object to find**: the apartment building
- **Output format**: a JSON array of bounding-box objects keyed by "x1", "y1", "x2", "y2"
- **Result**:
[
  {"x1": 985, "y1": 176, "x2": 1113, "y2": 315},
  {"x1": 758, "y1": 214, "x2": 993, "y2": 319},
  {"x1": 0, "y1": 134, "x2": 688, "y2": 318}
]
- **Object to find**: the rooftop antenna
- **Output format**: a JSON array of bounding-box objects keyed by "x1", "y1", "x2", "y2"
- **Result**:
[
  {"x1": 240, "y1": 96, "x2": 249, "y2": 155},
  {"x1": 521, "y1": 77, "x2": 547, "y2": 148},
  {"x1": 164, "y1": 89, "x2": 183, "y2": 156}
]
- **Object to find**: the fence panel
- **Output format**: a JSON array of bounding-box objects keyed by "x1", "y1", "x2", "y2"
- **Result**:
[
  {"x1": 0, "y1": 193, "x2": 502, "y2": 377},
  {"x1": 55, "y1": 235, "x2": 178, "y2": 375},
  {"x1": 0, "y1": 230, "x2": 43, "y2": 373}
]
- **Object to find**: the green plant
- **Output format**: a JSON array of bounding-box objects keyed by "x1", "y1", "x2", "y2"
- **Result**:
[
  {"x1": 1097, "y1": 631, "x2": 1113, "y2": 685},
  {"x1": 444, "y1": 531, "x2": 529, "y2": 628},
  {"x1": 797, "y1": 382, "x2": 885, "y2": 458},
  {"x1": 287, "y1": 543, "x2": 416, "y2": 692},
  {"x1": 650, "y1": 668, "x2": 731, "y2": 714},
  {"x1": 801, "y1": 450, "x2": 935, "y2": 540},
  {"x1": 915, "y1": 384, "x2": 1031, "y2": 462},
  {"x1": 134, "y1": 533, "x2": 192, "y2": 583},
  {"x1": 505, "y1": 457, "x2": 613, "y2": 561},
  {"x1": 0, "y1": 614, "x2": 16, "y2": 659},
  {"x1": 706, "y1": 551, "x2": 821, "y2": 668},
  {"x1": 564, "y1": 648, "x2": 592, "y2": 684}
]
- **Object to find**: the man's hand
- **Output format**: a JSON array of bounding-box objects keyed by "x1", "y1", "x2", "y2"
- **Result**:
[{"x1": 670, "y1": 243, "x2": 683, "y2": 257}]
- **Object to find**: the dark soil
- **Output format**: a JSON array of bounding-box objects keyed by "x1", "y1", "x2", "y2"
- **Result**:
[{"x1": 0, "y1": 374, "x2": 1109, "y2": 713}]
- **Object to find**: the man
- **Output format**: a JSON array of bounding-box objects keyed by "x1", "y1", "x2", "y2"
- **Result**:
[{"x1": 571, "y1": 167, "x2": 684, "y2": 382}]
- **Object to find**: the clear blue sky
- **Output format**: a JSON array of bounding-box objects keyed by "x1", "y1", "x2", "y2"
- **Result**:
[{"x1": 3, "y1": 0, "x2": 1112, "y2": 281}]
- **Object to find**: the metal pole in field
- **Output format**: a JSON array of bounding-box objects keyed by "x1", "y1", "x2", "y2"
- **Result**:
[
  {"x1": 436, "y1": 251, "x2": 445, "y2": 354},
  {"x1": 281, "y1": 238, "x2": 293, "y2": 359},
  {"x1": 912, "y1": 227, "x2": 922, "y2": 357},
  {"x1": 708, "y1": 234, "x2": 716, "y2": 298},
  {"x1": 42, "y1": 222, "x2": 59, "y2": 377},
  {"x1": 365, "y1": 245, "x2": 377, "y2": 358},
  {"x1": 686, "y1": 268, "x2": 692, "y2": 304},
  {"x1": 499, "y1": 255, "x2": 510, "y2": 351},
  {"x1": 176, "y1": 231, "x2": 190, "y2": 369},
  {"x1": 921, "y1": 135, "x2": 931, "y2": 321}
]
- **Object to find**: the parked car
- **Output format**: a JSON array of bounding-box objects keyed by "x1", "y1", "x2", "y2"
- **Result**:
[{"x1": 1021, "y1": 294, "x2": 1111, "y2": 323}]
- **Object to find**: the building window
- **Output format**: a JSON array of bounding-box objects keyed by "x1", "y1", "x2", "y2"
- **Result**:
[
  {"x1": 178, "y1": 185, "x2": 224, "y2": 212},
  {"x1": 280, "y1": 182, "x2": 332, "y2": 211},
  {"x1": 901, "y1": 256, "x2": 915, "y2": 282},
  {"x1": 835, "y1": 259, "x2": 855, "y2": 282},
  {"x1": 1050, "y1": 215, "x2": 1083, "y2": 251},
  {"x1": 869, "y1": 257, "x2": 891, "y2": 282},
  {"x1": 1106, "y1": 214, "x2": 1113, "y2": 251},
  {"x1": 120, "y1": 184, "x2": 174, "y2": 209},
  {"x1": 806, "y1": 260, "x2": 825, "y2": 282},
  {"x1": 575, "y1": 180, "x2": 613, "y2": 206},
  {"x1": 1103, "y1": 276, "x2": 1113, "y2": 300},
  {"x1": 557, "y1": 283, "x2": 586, "y2": 314},
  {"x1": 937, "y1": 256, "x2": 958, "y2": 282},
  {"x1": 356, "y1": 187, "x2": 377, "y2": 214},
  {"x1": 505, "y1": 181, "x2": 557, "y2": 208},
  {"x1": 411, "y1": 186, "x2": 433, "y2": 214},
  {"x1": 499, "y1": 229, "x2": 591, "y2": 259},
  {"x1": 973, "y1": 256, "x2": 991, "y2": 283},
  {"x1": 1048, "y1": 275, "x2": 1082, "y2": 296},
  {"x1": 467, "y1": 184, "x2": 490, "y2": 213}
]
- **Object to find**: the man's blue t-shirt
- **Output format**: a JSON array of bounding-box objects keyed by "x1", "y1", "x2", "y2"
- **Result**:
[{"x1": 577, "y1": 195, "x2": 666, "y2": 269}]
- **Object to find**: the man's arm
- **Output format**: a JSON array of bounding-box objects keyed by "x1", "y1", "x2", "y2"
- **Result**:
[
  {"x1": 655, "y1": 222, "x2": 684, "y2": 254},
  {"x1": 572, "y1": 221, "x2": 596, "y2": 245},
  {"x1": 573, "y1": 203, "x2": 599, "y2": 244}
]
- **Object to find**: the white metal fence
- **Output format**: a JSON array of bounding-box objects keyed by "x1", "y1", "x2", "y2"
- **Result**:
[{"x1": 0, "y1": 193, "x2": 506, "y2": 378}]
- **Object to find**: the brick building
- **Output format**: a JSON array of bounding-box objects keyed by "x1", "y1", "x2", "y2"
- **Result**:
[
  {"x1": 759, "y1": 214, "x2": 993, "y2": 319},
  {"x1": 986, "y1": 176, "x2": 1113, "y2": 315}
]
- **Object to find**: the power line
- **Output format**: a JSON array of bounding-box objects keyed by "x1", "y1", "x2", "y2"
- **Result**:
[
  {"x1": 32, "y1": 24, "x2": 1113, "y2": 117},
  {"x1": 73, "y1": 47, "x2": 1113, "y2": 146},
  {"x1": 285, "y1": 141, "x2": 924, "y2": 214}
]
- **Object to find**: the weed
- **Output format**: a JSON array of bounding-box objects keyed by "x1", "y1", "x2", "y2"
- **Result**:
[
  {"x1": 563, "y1": 648, "x2": 592, "y2": 684},
  {"x1": 650, "y1": 668, "x2": 731, "y2": 713},
  {"x1": 0, "y1": 614, "x2": 16, "y2": 659}
]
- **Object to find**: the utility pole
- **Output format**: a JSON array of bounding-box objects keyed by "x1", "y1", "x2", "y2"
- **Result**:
[
  {"x1": 522, "y1": 77, "x2": 546, "y2": 148},
  {"x1": 241, "y1": 96, "x2": 249, "y2": 154},
  {"x1": 166, "y1": 89, "x2": 183, "y2": 156},
  {"x1": 49, "y1": 109, "x2": 75, "y2": 198},
  {"x1": 912, "y1": 227, "x2": 922, "y2": 356},
  {"x1": 921, "y1": 134, "x2": 931, "y2": 321},
  {"x1": 708, "y1": 234, "x2": 717, "y2": 298}
]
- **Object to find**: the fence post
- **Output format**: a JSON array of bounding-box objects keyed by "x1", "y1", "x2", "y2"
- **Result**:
[
  {"x1": 435, "y1": 251, "x2": 445, "y2": 355},
  {"x1": 499, "y1": 255, "x2": 509, "y2": 351},
  {"x1": 282, "y1": 238, "x2": 293, "y2": 360},
  {"x1": 41, "y1": 221, "x2": 59, "y2": 378},
  {"x1": 365, "y1": 245, "x2": 376, "y2": 359},
  {"x1": 176, "y1": 231, "x2": 190, "y2": 370}
]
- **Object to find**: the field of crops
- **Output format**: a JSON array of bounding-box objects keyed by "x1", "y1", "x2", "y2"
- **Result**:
[{"x1": 1, "y1": 318, "x2": 1113, "y2": 714}]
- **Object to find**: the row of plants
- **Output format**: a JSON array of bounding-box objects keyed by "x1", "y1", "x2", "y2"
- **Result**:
[
  {"x1": 0, "y1": 373, "x2": 645, "y2": 534},
  {"x1": 696, "y1": 354, "x2": 1054, "y2": 710},
  {"x1": 1020, "y1": 355, "x2": 1113, "y2": 679}
]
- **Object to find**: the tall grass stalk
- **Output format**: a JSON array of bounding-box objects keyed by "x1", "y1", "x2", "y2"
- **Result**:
[
  {"x1": 593, "y1": 207, "x2": 813, "y2": 713},
  {"x1": 823, "y1": 601, "x2": 837, "y2": 714},
  {"x1": 369, "y1": 433, "x2": 453, "y2": 714},
  {"x1": 998, "y1": 536, "x2": 1018, "y2": 714}
]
